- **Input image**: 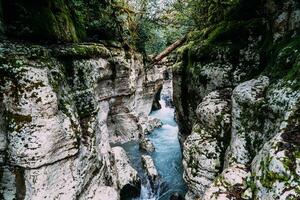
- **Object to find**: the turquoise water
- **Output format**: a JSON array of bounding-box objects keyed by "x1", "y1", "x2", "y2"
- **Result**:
[{"x1": 122, "y1": 100, "x2": 187, "y2": 200}]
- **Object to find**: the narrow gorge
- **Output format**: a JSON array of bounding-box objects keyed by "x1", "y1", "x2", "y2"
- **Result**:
[{"x1": 0, "y1": 0, "x2": 300, "y2": 200}]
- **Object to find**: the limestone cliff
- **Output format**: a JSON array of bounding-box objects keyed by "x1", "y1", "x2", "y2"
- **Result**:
[
  {"x1": 0, "y1": 1, "x2": 164, "y2": 199},
  {"x1": 173, "y1": 0, "x2": 300, "y2": 199},
  {"x1": 0, "y1": 41, "x2": 164, "y2": 200}
]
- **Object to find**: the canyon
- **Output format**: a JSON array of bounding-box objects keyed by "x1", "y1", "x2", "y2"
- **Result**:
[{"x1": 1, "y1": 0, "x2": 300, "y2": 200}]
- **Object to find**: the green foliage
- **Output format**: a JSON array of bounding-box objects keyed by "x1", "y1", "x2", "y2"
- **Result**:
[
  {"x1": 187, "y1": 0, "x2": 240, "y2": 29},
  {"x1": 3, "y1": 0, "x2": 79, "y2": 42},
  {"x1": 2, "y1": 0, "x2": 138, "y2": 43},
  {"x1": 265, "y1": 36, "x2": 300, "y2": 90},
  {"x1": 134, "y1": 0, "x2": 190, "y2": 54},
  {"x1": 135, "y1": 18, "x2": 167, "y2": 54}
]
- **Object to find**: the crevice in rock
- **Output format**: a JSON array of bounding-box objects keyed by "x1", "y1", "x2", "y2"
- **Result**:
[
  {"x1": 151, "y1": 85, "x2": 162, "y2": 112},
  {"x1": 120, "y1": 184, "x2": 141, "y2": 200},
  {"x1": 15, "y1": 167, "x2": 25, "y2": 200}
]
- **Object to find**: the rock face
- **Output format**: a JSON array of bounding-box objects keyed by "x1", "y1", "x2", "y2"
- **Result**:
[
  {"x1": 0, "y1": 1, "x2": 167, "y2": 199},
  {"x1": 0, "y1": 38, "x2": 164, "y2": 200},
  {"x1": 183, "y1": 89, "x2": 232, "y2": 198},
  {"x1": 174, "y1": 0, "x2": 300, "y2": 199},
  {"x1": 225, "y1": 76, "x2": 270, "y2": 167}
]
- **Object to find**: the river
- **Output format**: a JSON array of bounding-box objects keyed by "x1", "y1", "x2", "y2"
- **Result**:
[{"x1": 122, "y1": 89, "x2": 187, "y2": 200}]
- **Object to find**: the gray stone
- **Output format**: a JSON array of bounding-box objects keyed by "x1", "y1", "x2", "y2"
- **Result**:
[
  {"x1": 141, "y1": 155, "x2": 159, "y2": 183},
  {"x1": 139, "y1": 138, "x2": 155, "y2": 152}
]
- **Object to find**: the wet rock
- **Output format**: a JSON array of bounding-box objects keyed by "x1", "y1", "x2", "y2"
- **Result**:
[
  {"x1": 141, "y1": 155, "x2": 159, "y2": 183},
  {"x1": 170, "y1": 192, "x2": 185, "y2": 200},
  {"x1": 139, "y1": 138, "x2": 155, "y2": 152},
  {"x1": 140, "y1": 116, "x2": 162, "y2": 135},
  {"x1": 111, "y1": 147, "x2": 140, "y2": 190}
]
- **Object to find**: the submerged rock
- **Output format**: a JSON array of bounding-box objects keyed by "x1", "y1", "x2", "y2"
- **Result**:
[
  {"x1": 139, "y1": 138, "x2": 156, "y2": 152},
  {"x1": 170, "y1": 192, "x2": 185, "y2": 200}
]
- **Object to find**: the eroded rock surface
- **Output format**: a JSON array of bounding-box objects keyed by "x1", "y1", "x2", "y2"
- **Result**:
[
  {"x1": 174, "y1": 0, "x2": 300, "y2": 199},
  {"x1": 183, "y1": 89, "x2": 232, "y2": 198},
  {"x1": 0, "y1": 41, "x2": 164, "y2": 199}
]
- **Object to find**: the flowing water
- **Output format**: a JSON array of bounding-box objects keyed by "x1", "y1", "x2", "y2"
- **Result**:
[{"x1": 122, "y1": 98, "x2": 187, "y2": 200}]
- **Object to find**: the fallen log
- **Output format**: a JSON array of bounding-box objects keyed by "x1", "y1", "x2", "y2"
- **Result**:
[{"x1": 152, "y1": 36, "x2": 187, "y2": 64}]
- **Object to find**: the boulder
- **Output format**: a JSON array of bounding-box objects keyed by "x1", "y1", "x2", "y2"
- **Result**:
[
  {"x1": 140, "y1": 116, "x2": 162, "y2": 135},
  {"x1": 225, "y1": 76, "x2": 270, "y2": 167},
  {"x1": 141, "y1": 155, "x2": 159, "y2": 183},
  {"x1": 183, "y1": 89, "x2": 231, "y2": 198},
  {"x1": 111, "y1": 146, "x2": 140, "y2": 190},
  {"x1": 139, "y1": 138, "x2": 155, "y2": 152}
]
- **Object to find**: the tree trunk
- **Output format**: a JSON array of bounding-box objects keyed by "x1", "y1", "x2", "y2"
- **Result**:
[{"x1": 153, "y1": 36, "x2": 187, "y2": 63}]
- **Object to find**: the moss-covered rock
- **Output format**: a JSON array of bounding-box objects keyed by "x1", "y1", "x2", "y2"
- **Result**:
[
  {"x1": 264, "y1": 36, "x2": 300, "y2": 90},
  {"x1": 173, "y1": 17, "x2": 266, "y2": 138},
  {"x1": 1, "y1": 0, "x2": 138, "y2": 44},
  {"x1": 0, "y1": 0, "x2": 4, "y2": 35},
  {"x1": 183, "y1": 89, "x2": 232, "y2": 198},
  {"x1": 3, "y1": 0, "x2": 79, "y2": 42},
  {"x1": 252, "y1": 105, "x2": 300, "y2": 200},
  {"x1": 52, "y1": 43, "x2": 111, "y2": 59},
  {"x1": 176, "y1": 1, "x2": 300, "y2": 199}
]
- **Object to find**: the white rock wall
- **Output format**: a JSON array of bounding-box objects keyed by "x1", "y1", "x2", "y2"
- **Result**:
[{"x1": 0, "y1": 42, "x2": 164, "y2": 199}]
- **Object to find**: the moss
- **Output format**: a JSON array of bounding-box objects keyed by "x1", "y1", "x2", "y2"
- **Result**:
[
  {"x1": 3, "y1": 0, "x2": 79, "y2": 42},
  {"x1": 52, "y1": 43, "x2": 111, "y2": 58},
  {"x1": 181, "y1": 18, "x2": 266, "y2": 90},
  {"x1": 246, "y1": 176, "x2": 257, "y2": 195},
  {"x1": 264, "y1": 36, "x2": 300, "y2": 90},
  {"x1": 5, "y1": 112, "x2": 32, "y2": 132},
  {"x1": 260, "y1": 171, "x2": 290, "y2": 189},
  {"x1": 5, "y1": 113, "x2": 32, "y2": 124},
  {"x1": 238, "y1": 100, "x2": 267, "y2": 160},
  {"x1": 205, "y1": 19, "x2": 263, "y2": 45}
]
